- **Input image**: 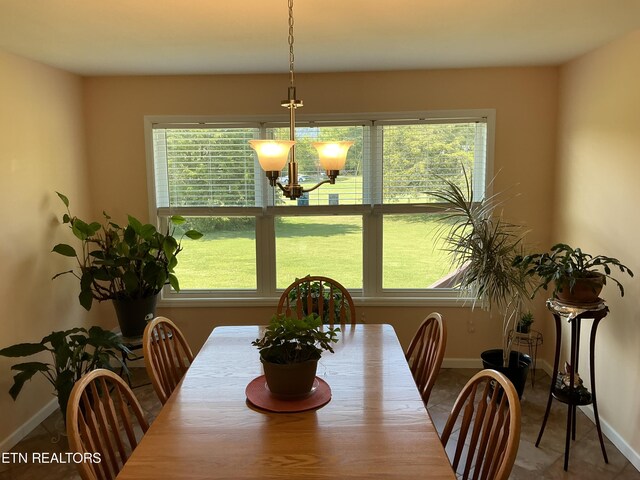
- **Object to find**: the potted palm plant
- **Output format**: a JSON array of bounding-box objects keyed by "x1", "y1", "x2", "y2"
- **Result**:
[
  {"x1": 428, "y1": 168, "x2": 532, "y2": 397},
  {"x1": 0, "y1": 326, "x2": 127, "y2": 421},
  {"x1": 515, "y1": 243, "x2": 634, "y2": 305},
  {"x1": 52, "y1": 192, "x2": 202, "y2": 337},
  {"x1": 252, "y1": 314, "x2": 339, "y2": 398}
]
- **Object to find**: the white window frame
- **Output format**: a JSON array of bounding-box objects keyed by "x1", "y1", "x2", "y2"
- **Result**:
[{"x1": 144, "y1": 109, "x2": 495, "y2": 307}]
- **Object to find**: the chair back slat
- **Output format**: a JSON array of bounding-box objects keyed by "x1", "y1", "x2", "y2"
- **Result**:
[
  {"x1": 440, "y1": 369, "x2": 521, "y2": 480},
  {"x1": 77, "y1": 415, "x2": 102, "y2": 479},
  {"x1": 82, "y1": 388, "x2": 118, "y2": 479},
  {"x1": 305, "y1": 279, "x2": 314, "y2": 318},
  {"x1": 90, "y1": 380, "x2": 122, "y2": 472},
  {"x1": 277, "y1": 276, "x2": 356, "y2": 327},
  {"x1": 318, "y1": 282, "x2": 326, "y2": 320},
  {"x1": 405, "y1": 313, "x2": 447, "y2": 405},
  {"x1": 67, "y1": 369, "x2": 149, "y2": 480},
  {"x1": 156, "y1": 323, "x2": 179, "y2": 388},
  {"x1": 78, "y1": 399, "x2": 112, "y2": 480},
  {"x1": 486, "y1": 410, "x2": 511, "y2": 479},
  {"x1": 480, "y1": 396, "x2": 509, "y2": 480},
  {"x1": 113, "y1": 383, "x2": 139, "y2": 453},
  {"x1": 143, "y1": 316, "x2": 194, "y2": 404}
]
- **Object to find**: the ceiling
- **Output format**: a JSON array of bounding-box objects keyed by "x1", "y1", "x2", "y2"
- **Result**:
[{"x1": 1, "y1": 0, "x2": 639, "y2": 76}]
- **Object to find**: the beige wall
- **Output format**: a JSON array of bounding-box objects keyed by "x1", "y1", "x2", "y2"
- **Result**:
[
  {"x1": 3, "y1": 25, "x2": 639, "y2": 465},
  {"x1": 0, "y1": 50, "x2": 93, "y2": 445},
  {"x1": 556, "y1": 30, "x2": 640, "y2": 461},
  {"x1": 83, "y1": 67, "x2": 559, "y2": 359},
  {"x1": 0, "y1": 57, "x2": 561, "y2": 447}
]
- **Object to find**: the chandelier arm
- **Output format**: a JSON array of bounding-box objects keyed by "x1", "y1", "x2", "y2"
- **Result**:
[{"x1": 300, "y1": 179, "x2": 333, "y2": 194}]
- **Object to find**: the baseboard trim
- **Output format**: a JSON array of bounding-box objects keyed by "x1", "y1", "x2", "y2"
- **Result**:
[
  {"x1": 442, "y1": 357, "x2": 554, "y2": 373},
  {"x1": 0, "y1": 398, "x2": 58, "y2": 452},
  {"x1": 579, "y1": 404, "x2": 640, "y2": 471}
]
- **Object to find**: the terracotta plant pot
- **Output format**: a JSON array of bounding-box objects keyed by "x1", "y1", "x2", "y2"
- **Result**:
[
  {"x1": 555, "y1": 274, "x2": 604, "y2": 305},
  {"x1": 261, "y1": 358, "x2": 318, "y2": 398}
]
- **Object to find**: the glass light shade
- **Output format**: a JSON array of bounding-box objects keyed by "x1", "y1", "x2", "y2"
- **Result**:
[
  {"x1": 249, "y1": 140, "x2": 295, "y2": 171},
  {"x1": 313, "y1": 141, "x2": 354, "y2": 171}
]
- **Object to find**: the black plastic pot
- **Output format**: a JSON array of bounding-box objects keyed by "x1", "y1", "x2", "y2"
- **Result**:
[
  {"x1": 112, "y1": 293, "x2": 159, "y2": 338},
  {"x1": 480, "y1": 349, "x2": 532, "y2": 399}
]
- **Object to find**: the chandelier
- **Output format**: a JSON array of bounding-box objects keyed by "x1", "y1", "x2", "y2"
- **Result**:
[{"x1": 249, "y1": 0, "x2": 353, "y2": 201}]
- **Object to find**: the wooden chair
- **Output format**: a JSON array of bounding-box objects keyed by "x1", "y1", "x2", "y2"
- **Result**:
[
  {"x1": 143, "y1": 316, "x2": 194, "y2": 404},
  {"x1": 277, "y1": 275, "x2": 356, "y2": 327},
  {"x1": 405, "y1": 312, "x2": 447, "y2": 405},
  {"x1": 440, "y1": 369, "x2": 521, "y2": 480},
  {"x1": 66, "y1": 368, "x2": 149, "y2": 480}
]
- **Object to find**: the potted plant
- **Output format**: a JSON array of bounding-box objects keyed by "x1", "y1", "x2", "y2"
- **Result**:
[
  {"x1": 516, "y1": 311, "x2": 534, "y2": 334},
  {"x1": 252, "y1": 314, "x2": 339, "y2": 398},
  {"x1": 52, "y1": 192, "x2": 202, "y2": 337},
  {"x1": 428, "y1": 168, "x2": 532, "y2": 397},
  {"x1": 0, "y1": 326, "x2": 127, "y2": 421},
  {"x1": 515, "y1": 243, "x2": 634, "y2": 305},
  {"x1": 287, "y1": 275, "x2": 349, "y2": 323}
]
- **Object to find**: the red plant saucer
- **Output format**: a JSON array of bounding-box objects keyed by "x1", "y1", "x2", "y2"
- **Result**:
[{"x1": 245, "y1": 375, "x2": 331, "y2": 413}]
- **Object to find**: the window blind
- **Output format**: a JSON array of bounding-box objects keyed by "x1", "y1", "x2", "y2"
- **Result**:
[
  {"x1": 266, "y1": 124, "x2": 367, "y2": 206},
  {"x1": 377, "y1": 121, "x2": 487, "y2": 204},
  {"x1": 153, "y1": 127, "x2": 260, "y2": 208}
]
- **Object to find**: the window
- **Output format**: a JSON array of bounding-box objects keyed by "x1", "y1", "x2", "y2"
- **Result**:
[{"x1": 146, "y1": 111, "x2": 493, "y2": 303}]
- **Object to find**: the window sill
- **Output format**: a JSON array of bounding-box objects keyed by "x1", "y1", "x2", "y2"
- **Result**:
[{"x1": 158, "y1": 293, "x2": 475, "y2": 309}]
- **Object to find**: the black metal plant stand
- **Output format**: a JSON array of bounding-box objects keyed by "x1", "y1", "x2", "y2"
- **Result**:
[
  {"x1": 535, "y1": 299, "x2": 609, "y2": 471},
  {"x1": 508, "y1": 329, "x2": 543, "y2": 386}
]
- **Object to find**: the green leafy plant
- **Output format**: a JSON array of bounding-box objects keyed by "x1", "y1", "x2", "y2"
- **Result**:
[
  {"x1": 287, "y1": 275, "x2": 347, "y2": 323},
  {"x1": 52, "y1": 192, "x2": 203, "y2": 310},
  {"x1": 515, "y1": 243, "x2": 634, "y2": 298},
  {"x1": 252, "y1": 314, "x2": 340, "y2": 364},
  {"x1": 0, "y1": 326, "x2": 128, "y2": 420},
  {"x1": 517, "y1": 311, "x2": 534, "y2": 333}
]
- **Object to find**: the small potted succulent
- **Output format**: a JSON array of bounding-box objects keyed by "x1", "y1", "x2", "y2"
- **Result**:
[
  {"x1": 516, "y1": 311, "x2": 534, "y2": 334},
  {"x1": 252, "y1": 314, "x2": 339, "y2": 398},
  {"x1": 515, "y1": 243, "x2": 634, "y2": 305}
]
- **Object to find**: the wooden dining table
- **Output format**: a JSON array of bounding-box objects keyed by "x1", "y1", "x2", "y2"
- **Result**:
[{"x1": 117, "y1": 323, "x2": 455, "y2": 479}]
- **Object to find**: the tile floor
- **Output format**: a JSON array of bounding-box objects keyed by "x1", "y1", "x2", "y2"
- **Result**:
[{"x1": 1, "y1": 368, "x2": 638, "y2": 479}]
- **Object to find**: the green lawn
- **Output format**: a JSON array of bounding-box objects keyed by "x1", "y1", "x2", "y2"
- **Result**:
[
  {"x1": 382, "y1": 214, "x2": 451, "y2": 288},
  {"x1": 175, "y1": 215, "x2": 453, "y2": 290}
]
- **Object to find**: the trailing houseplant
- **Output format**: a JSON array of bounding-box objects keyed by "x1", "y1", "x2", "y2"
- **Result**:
[
  {"x1": 52, "y1": 192, "x2": 202, "y2": 336},
  {"x1": 0, "y1": 326, "x2": 128, "y2": 421},
  {"x1": 514, "y1": 243, "x2": 634, "y2": 304},
  {"x1": 252, "y1": 314, "x2": 339, "y2": 397},
  {"x1": 428, "y1": 167, "x2": 533, "y2": 395}
]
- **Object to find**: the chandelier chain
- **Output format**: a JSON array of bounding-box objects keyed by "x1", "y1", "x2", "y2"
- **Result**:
[
  {"x1": 248, "y1": 0, "x2": 350, "y2": 200},
  {"x1": 288, "y1": 0, "x2": 295, "y2": 86}
]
